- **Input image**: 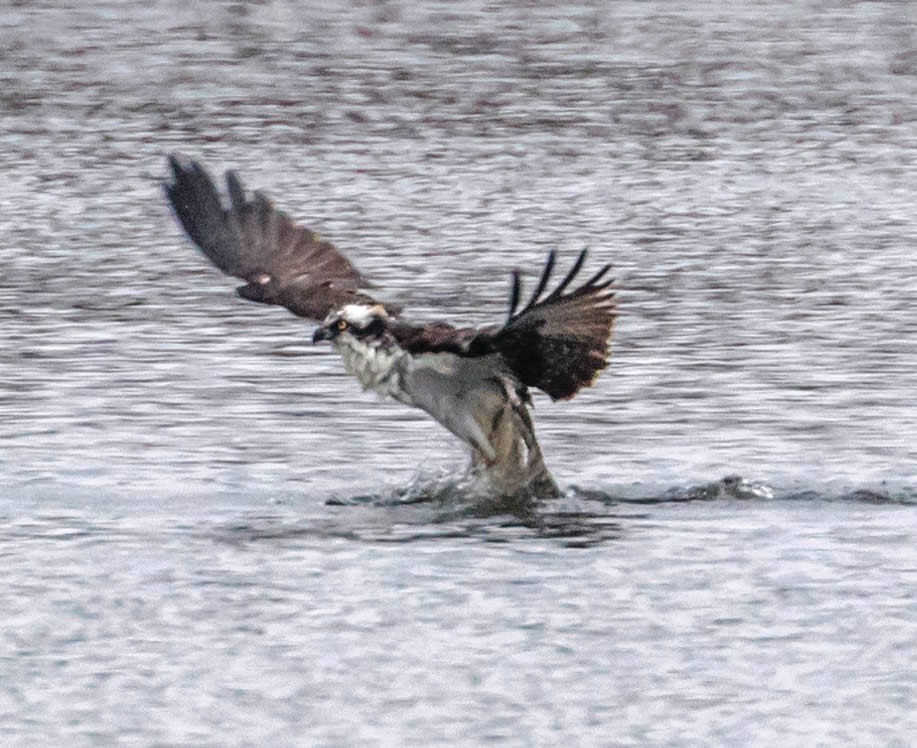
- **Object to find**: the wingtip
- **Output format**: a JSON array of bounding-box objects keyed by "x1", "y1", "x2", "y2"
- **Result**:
[
  {"x1": 225, "y1": 169, "x2": 247, "y2": 213},
  {"x1": 166, "y1": 152, "x2": 191, "y2": 177},
  {"x1": 585, "y1": 263, "x2": 613, "y2": 288},
  {"x1": 507, "y1": 269, "x2": 522, "y2": 322},
  {"x1": 521, "y1": 250, "x2": 556, "y2": 313},
  {"x1": 546, "y1": 248, "x2": 587, "y2": 300}
]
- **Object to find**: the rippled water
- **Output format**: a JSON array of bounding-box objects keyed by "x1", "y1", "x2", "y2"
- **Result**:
[{"x1": 1, "y1": 1, "x2": 915, "y2": 744}]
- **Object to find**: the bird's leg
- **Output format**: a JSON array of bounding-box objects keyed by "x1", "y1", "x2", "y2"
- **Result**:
[{"x1": 464, "y1": 397, "x2": 559, "y2": 498}]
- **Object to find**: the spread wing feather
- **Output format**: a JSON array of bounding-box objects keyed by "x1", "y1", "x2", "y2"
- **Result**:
[
  {"x1": 164, "y1": 154, "x2": 376, "y2": 321},
  {"x1": 481, "y1": 250, "x2": 617, "y2": 401},
  {"x1": 164, "y1": 156, "x2": 616, "y2": 398}
]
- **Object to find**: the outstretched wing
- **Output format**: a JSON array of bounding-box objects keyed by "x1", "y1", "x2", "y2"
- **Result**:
[
  {"x1": 164, "y1": 154, "x2": 378, "y2": 321},
  {"x1": 479, "y1": 250, "x2": 617, "y2": 401}
]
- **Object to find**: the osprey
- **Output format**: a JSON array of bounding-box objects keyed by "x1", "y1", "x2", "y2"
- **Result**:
[{"x1": 164, "y1": 155, "x2": 617, "y2": 497}]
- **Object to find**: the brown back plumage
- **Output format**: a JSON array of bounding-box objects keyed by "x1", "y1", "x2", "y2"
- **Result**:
[{"x1": 388, "y1": 320, "x2": 479, "y2": 355}]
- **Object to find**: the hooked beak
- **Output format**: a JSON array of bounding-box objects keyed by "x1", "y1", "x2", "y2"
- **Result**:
[{"x1": 312, "y1": 326, "x2": 333, "y2": 344}]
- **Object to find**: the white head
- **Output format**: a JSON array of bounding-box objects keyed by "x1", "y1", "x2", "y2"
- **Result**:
[{"x1": 312, "y1": 303, "x2": 389, "y2": 345}]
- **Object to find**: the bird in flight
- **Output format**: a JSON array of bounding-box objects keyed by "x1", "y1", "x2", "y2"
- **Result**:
[{"x1": 164, "y1": 155, "x2": 617, "y2": 498}]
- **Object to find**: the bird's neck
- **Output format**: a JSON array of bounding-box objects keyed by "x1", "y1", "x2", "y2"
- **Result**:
[{"x1": 335, "y1": 336, "x2": 409, "y2": 400}]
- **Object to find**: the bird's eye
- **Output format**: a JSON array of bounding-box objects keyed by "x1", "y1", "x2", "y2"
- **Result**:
[{"x1": 337, "y1": 319, "x2": 348, "y2": 331}]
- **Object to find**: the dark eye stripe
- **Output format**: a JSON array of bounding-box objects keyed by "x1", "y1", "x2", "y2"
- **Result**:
[{"x1": 349, "y1": 317, "x2": 385, "y2": 338}]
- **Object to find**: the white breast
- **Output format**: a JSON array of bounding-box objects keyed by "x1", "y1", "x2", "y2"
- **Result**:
[
  {"x1": 333, "y1": 337, "x2": 553, "y2": 495},
  {"x1": 335, "y1": 335, "x2": 410, "y2": 403}
]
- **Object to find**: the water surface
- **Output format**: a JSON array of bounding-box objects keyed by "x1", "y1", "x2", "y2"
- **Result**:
[{"x1": 1, "y1": 1, "x2": 915, "y2": 744}]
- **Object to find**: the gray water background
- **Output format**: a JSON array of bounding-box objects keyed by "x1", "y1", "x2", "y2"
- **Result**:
[{"x1": 1, "y1": 1, "x2": 915, "y2": 744}]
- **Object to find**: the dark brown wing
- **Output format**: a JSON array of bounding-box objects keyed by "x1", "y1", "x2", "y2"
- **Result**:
[
  {"x1": 164, "y1": 154, "x2": 378, "y2": 321},
  {"x1": 388, "y1": 320, "x2": 479, "y2": 355},
  {"x1": 476, "y1": 250, "x2": 617, "y2": 400}
]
